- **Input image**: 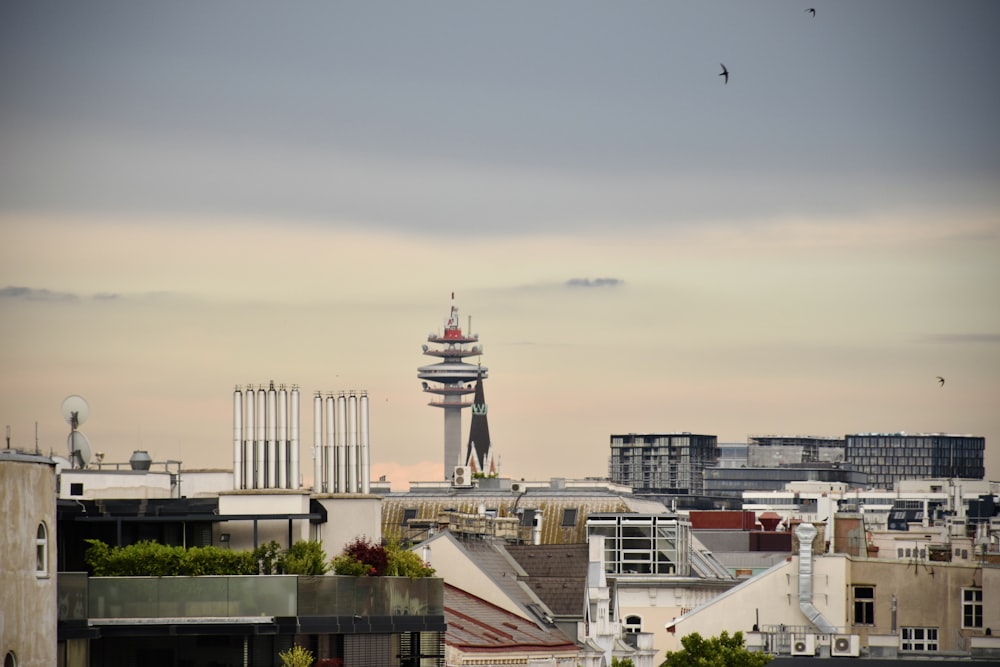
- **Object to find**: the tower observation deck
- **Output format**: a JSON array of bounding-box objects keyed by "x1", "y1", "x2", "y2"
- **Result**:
[{"x1": 418, "y1": 293, "x2": 488, "y2": 480}]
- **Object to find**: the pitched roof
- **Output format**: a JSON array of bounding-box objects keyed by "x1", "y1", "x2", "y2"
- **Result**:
[
  {"x1": 444, "y1": 583, "x2": 579, "y2": 655},
  {"x1": 503, "y1": 543, "x2": 589, "y2": 617}
]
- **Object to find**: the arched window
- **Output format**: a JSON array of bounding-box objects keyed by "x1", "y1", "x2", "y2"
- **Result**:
[
  {"x1": 35, "y1": 522, "x2": 48, "y2": 576},
  {"x1": 5, "y1": 650, "x2": 17, "y2": 667},
  {"x1": 624, "y1": 614, "x2": 642, "y2": 633}
]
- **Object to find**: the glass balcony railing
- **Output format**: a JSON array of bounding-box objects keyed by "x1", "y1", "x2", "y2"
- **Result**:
[{"x1": 60, "y1": 573, "x2": 444, "y2": 620}]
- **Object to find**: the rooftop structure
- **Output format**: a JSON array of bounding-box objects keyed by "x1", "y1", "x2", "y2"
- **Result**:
[{"x1": 418, "y1": 293, "x2": 487, "y2": 481}]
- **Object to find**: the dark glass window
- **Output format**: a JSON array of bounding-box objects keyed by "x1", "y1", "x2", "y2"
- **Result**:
[{"x1": 853, "y1": 585, "x2": 874, "y2": 625}]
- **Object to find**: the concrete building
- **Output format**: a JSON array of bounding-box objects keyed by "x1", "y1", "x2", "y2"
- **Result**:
[
  {"x1": 608, "y1": 433, "x2": 718, "y2": 496},
  {"x1": 1, "y1": 450, "x2": 58, "y2": 667},
  {"x1": 846, "y1": 432, "x2": 985, "y2": 489},
  {"x1": 584, "y1": 513, "x2": 737, "y2": 665},
  {"x1": 663, "y1": 522, "x2": 1000, "y2": 660}
]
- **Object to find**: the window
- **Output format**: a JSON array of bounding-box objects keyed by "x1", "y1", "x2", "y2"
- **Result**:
[
  {"x1": 963, "y1": 588, "x2": 983, "y2": 628},
  {"x1": 35, "y1": 522, "x2": 48, "y2": 577},
  {"x1": 4, "y1": 651, "x2": 17, "y2": 667},
  {"x1": 901, "y1": 626, "x2": 938, "y2": 651},
  {"x1": 853, "y1": 585, "x2": 875, "y2": 625},
  {"x1": 624, "y1": 615, "x2": 642, "y2": 633},
  {"x1": 402, "y1": 509, "x2": 418, "y2": 525},
  {"x1": 561, "y1": 508, "x2": 579, "y2": 527}
]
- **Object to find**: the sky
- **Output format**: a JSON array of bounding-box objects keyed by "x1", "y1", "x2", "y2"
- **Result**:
[{"x1": 2, "y1": 1, "x2": 999, "y2": 486}]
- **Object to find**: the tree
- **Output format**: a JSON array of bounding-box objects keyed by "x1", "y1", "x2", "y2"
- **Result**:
[{"x1": 659, "y1": 631, "x2": 772, "y2": 667}]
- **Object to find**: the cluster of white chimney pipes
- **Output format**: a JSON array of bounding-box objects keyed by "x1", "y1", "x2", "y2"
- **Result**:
[
  {"x1": 232, "y1": 382, "x2": 370, "y2": 494},
  {"x1": 312, "y1": 390, "x2": 371, "y2": 494}
]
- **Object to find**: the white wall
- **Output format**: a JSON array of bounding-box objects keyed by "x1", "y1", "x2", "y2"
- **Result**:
[
  {"x1": 314, "y1": 496, "x2": 383, "y2": 558},
  {"x1": 665, "y1": 555, "x2": 849, "y2": 653}
]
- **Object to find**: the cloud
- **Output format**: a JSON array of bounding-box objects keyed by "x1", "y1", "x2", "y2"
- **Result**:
[
  {"x1": 565, "y1": 277, "x2": 624, "y2": 288},
  {"x1": 0, "y1": 285, "x2": 78, "y2": 301},
  {"x1": 918, "y1": 333, "x2": 1000, "y2": 344}
]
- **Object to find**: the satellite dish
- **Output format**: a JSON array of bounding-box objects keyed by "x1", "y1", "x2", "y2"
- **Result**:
[
  {"x1": 61, "y1": 395, "x2": 90, "y2": 429},
  {"x1": 68, "y1": 430, "x2": 92, "y2": 469}
]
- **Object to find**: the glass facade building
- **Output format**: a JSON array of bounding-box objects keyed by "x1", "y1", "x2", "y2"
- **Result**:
[
  {"x1": 608, "y1": 433, "x2": 717, "y2": 495},
  {"x1": 845, "y1": 433, "x2": 985, "y2": 489}
]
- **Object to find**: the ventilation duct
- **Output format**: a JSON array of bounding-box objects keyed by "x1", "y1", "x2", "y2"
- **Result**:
[{"x1": 795, "y1": 523, "x2": 837, "y2": 633}]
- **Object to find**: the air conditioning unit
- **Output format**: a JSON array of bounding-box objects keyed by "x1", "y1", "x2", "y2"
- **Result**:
[
  {"x1": 453, "y1": 466, "x2": 472, "y2": 487},
  {"x1": 511, "y1": 482, "x2": 523, "y2": 493},
  {"x1": 831, "y1": 634, "x2": 860, "y2": 657},
  {"x1": 791, "y1": 634, "x2": 815, "y2": 656}
]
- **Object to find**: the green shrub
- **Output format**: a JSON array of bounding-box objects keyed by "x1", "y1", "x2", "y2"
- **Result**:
[
  {"x1": 83, "y1": 539, "x2": 323, "y2": 576},
  {"x1": 281, "y1": 540, "x2": 330, "y2": 575},
  {"x1": 385, "y1": 540, "x2": 435, "y2": 578},
  {"x1": 278, "y1": 644, "x2": 314, "y2": 667}
]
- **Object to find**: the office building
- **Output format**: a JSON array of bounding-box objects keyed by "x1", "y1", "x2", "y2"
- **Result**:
[
  {"x1": 608, "y1": 433, "x2": 718, "y2": 496},
  {"x1": 846, "y1": 432, "x2": 985, "y2": 489}
]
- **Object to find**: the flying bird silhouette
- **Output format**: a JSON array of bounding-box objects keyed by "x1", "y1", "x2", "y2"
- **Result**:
[
  {"x1": 806, "y1": 8, "x2": 816, "y2": 17},
  {"x1": 937, "y1": 376, "x2": 945, "y2": 387},
  {"x1": 719, "y1": 63, "x2": 729, "y2": 85}
]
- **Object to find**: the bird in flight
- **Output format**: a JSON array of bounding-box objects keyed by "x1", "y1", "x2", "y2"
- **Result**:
[
  {"x1": 806, "y1": 8, "x2": 816, "y2": 17},
  {"x1": 936, "y1": 376, "x2": 945, "y2": 387},
  {"x1": 719, "y1": 63, "x2": 729, "y2": 85}
]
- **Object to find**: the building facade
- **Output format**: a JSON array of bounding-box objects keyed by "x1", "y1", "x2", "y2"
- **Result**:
[
  {"x1": 747, "y1": 434, "x2": 845, "y2": 467},
  {"x1": 608, "y1": 433, "x2": 718, "y2": 495},
  {"x1": 846, "y1": 433, "x2": 985, "y2": 489},
  {"x1": 1, "y1": 451, "x2": 58, "y2": 667}
]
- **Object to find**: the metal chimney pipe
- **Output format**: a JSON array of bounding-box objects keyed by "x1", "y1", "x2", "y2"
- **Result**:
[
  {"x1": 233, "y1": 387, "x2": 243, "y2": 490},
  {"x1": 324, "y1": 393, "x2": 336, "y2": 493},
  {"x1": 336, "y1": 394, "x2": 348, "y2": 493},
  {"x1": 313, "y1": 392, "x2": 322, "y2": 493},
  {"x1": 359, "y1": 392, "x2": 370, "y2": 494},
  {"x1": 277, "y1": 384, "x2": 287, "y2": 488},
  {"x1": 347, "y1": 392, "x2": 359, "y2": 493},
  {"x1": 266, "y1": 382, "x2": 277, "y2": 488},
  {"x1": 245, "y1": 386, "x2": 256, "y2": 489},
  {"x1": 290, "y1": 386, "x2": 300, "y2": 489},
  {"x1": 255, "y1": 386, "x2": 266, "y2": 489}
]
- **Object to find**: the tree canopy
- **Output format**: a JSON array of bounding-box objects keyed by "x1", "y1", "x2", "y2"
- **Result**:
[{"x1": 660, "y1": 631, "x2": 772, "y2": 667}]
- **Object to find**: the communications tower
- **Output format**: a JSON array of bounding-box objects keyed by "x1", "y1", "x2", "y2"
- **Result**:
[{"x1": 418, "y1": 293, "x2": 487, "y2": 480}]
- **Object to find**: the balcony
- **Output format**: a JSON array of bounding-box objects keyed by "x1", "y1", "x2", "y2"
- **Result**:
[{"x1": 59, "y1": 572, "x2": 444, "y2": 623}]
